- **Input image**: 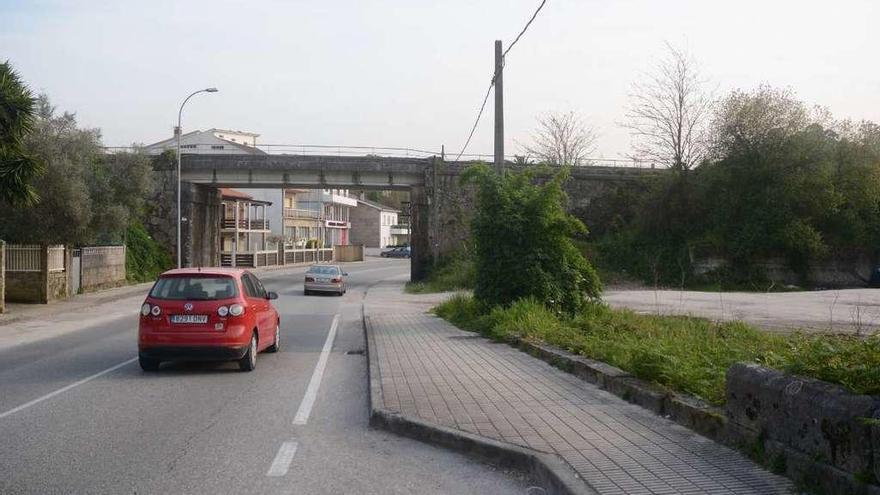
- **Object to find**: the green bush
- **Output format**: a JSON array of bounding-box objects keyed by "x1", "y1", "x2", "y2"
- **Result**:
[
  {"x1": 460, "y1": 163, "x2": 601, "y2": 314},
  {"x1": 435, "y1": 294, "x2": 880, "y2": 405},
  {"x1": 405, "y1": 250, "x2": 476, "y2": 294},
  {"x1": 125, "y1": 223, "x2": 173, "y2": 283}
]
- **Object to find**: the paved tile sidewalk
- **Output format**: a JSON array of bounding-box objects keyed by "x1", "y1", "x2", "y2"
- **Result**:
[{"x1": 366, "y1": 291, "x2": 794, "y2": 494}]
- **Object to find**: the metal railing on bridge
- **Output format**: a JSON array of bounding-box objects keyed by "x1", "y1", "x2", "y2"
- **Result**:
[{"x1": 102, "y1": 144, "x2": 657, "y2": 168}]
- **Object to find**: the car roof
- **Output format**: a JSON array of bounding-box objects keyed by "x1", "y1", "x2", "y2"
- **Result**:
[
  {"x1": 308, "y1": 264, "x2": 341, "y2": 269},
  {"x1": 160, "y1": 267, "x2": 246, "y2": 277}
]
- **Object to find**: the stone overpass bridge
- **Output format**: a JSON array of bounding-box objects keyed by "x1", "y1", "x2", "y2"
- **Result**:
[{"x1": 157, "y1": 153, "x2": 656, "y2": 280}]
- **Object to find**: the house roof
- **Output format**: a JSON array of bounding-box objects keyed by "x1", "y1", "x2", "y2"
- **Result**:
[
  {"x1": 142, "y1": 129, "x2": 266, "y2": 155},
  {"x1": 357, "y1": 198, "x2": 400, "y2": 212},
  {"x1": 211, "y1": 128, "x2": 260, "y2": 137},
  {"x1": 220, "y1": 188, "x2": 272, "y2": 205}
]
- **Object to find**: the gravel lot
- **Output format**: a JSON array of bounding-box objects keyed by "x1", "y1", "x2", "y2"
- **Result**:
[{"x1": 603, "y1": 288, "x2": 880, "y2": 334}]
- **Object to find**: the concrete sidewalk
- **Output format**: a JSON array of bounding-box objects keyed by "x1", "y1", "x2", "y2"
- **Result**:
[{"x1": 364, "y1": 282, "x2": 794, "y2": 495}]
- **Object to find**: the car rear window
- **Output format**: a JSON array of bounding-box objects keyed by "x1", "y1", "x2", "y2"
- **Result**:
[
  {"x1": 150, "y1": 276, "x2": 238, "y2": 300},
  {"x1": 307, "y1": 266, "x2": 339, "y2": 275}
]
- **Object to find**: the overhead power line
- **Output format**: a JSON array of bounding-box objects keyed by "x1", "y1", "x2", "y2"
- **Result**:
[{"x1": 453, "y1": 0, "x2": 549, "y2": 162}]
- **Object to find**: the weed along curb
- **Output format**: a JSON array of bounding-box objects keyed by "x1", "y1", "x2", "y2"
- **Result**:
[
  {"x1": 510, "y1": 338, "x2": 727, "y2": 439},
  {"x1": 362, "y1": 312, "x2": 593, "y2": 495},
  {"x1": 509, "y1": 337, "x2": 880, "y2": 495}
]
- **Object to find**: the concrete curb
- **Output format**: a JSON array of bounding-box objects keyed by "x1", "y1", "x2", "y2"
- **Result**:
[
  {"x1": 0, "y1": 281, "x2": 153, "y2": 327},
  {"x1": 362, "y1": 311, "x2": 594, "y2": 495}
]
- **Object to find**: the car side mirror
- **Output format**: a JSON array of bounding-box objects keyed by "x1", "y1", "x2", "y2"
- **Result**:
[
  {"x1": 266, "y1": 291, "x2": 278, "y2": 300},
  {"x1": 343, "y1": 273, "x2": 349, "y2": 276}
]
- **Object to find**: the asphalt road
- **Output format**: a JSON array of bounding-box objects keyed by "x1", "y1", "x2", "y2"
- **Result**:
[{"x1": 0, "y1": 258, "x2": 530, "y2": 494}]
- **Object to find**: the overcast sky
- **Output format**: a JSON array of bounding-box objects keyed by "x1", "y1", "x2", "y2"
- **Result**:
[{"x1": 3, "y1": 0, "x2": 878, "y2": 159}]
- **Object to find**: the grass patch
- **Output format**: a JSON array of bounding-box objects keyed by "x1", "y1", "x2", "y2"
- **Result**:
[
  {"x1": 434, "y1": 294, "x2": 880, "y2": 405},
  {"x1": 405, "y1": 255, "x2": 475, "y2": 294}
]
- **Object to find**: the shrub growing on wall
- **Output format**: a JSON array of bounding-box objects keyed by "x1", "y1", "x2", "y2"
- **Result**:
[{"x1": 461, "y1": 163, "x2": 601, "y2": 314}]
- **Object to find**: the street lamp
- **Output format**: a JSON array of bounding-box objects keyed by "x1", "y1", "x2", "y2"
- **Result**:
[{"x1": 176, "y1": 87, "x2": 218, "y2": 268}]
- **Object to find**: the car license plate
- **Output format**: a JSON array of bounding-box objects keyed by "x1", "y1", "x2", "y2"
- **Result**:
[
  {"x1": 317, "y1": 278, "x2": 330, "y2": 283},
  {"x1": 171, "y1": 314, "x2": 208, "y2": 324}
]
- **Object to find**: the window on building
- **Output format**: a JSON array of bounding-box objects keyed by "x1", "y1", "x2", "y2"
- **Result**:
[
  {"x1": 212, "y1": 145, "x2": 225, "y2": 150},
  {"x1": 181, "y1": 144, "x2": 197, "y2": 149}
]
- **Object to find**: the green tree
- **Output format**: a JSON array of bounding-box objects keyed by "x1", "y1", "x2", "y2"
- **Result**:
[
  {"x1": 0, "y1": 61, "x2": 43, "y2": 205},
  {"x1": 0, "y1": 95, "x2": 154, "y2": 245},
  {"x1": 461, "y1": 163, "x2": 601, "y2": 314}
]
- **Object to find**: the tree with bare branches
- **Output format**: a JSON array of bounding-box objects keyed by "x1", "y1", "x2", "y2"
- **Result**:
[
  {"x1": 622, "y1": 44, "x2": 712, "y2": 172},
  {"x1": 522, "y1": 111, "x2": 597, "y2": 166}
]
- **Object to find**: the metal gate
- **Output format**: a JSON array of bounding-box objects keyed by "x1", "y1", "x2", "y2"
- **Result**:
[{"x1": 70, "y1": 249, "x2": 81, "y2": 294}]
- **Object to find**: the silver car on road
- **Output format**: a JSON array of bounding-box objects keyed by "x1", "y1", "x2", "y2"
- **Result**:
[{"x1": 304, "y1": 265, "x2": 348, "y2": 296}]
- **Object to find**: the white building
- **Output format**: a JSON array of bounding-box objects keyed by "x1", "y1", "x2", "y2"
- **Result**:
[{"x1": 142, "y1": 128, "x2": 264, "y2": 155}]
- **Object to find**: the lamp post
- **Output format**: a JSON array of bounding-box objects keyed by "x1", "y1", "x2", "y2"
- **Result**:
[{"x1": 176, "y1": 87, "x2": 218, "y2": 268}]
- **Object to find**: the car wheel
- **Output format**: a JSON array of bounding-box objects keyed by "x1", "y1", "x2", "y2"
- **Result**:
[
  {"x1": 304, "y1": 289, "x2": 310, "y2": 296},
  {"x1": 239, "y1": 333, "x2": 257, "y2": 371},
  {"x1": 267, "y1": 324, "x2": 280, "y2": 353},
  {"x1": 139, "y1": 356, "x2": 160, "y2": 372}
]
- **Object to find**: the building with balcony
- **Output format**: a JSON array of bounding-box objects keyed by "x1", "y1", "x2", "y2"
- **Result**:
[
  {"x1": 219, "y1": 188, "x2": 272, "y2": 267},
  {"x1": 349, "y1": 198, "x2": 410, "y2": 248},
  {"x1": 142, "y1": 128, "x2": 265, "y2": 156},
  {"x1": 293, "y1": 189, "x2": 356, "y2": 247}
]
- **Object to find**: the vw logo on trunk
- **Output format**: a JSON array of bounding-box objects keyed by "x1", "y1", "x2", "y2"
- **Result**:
[{"x1": 184, "y1": 303, "x2": 194, "y2": 312}]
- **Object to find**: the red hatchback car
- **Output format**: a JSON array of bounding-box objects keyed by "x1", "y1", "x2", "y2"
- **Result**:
[{"x1": 138, "y1": 268, "x2": 280, "y2": 372}]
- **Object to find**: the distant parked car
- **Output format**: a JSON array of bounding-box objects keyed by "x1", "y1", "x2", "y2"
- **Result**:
[
  {"x1": 304, "y1": 264, "x2": 348, "y2": 296},
  {"x1": 138, "y1": 268, "x2": 280, "y2": 372},
  {"x1": 380, "y1": 246, "x2": 411, "y2": 258}
]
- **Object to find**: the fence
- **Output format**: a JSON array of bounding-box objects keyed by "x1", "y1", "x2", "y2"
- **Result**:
[
  {"x1": 3, "y1": 244, "x2": 68, "y2": 303},
  {"x1": 5, "y1": 244, "x2": 42, "y2": 272},
  {"x1": 221, "y1": 248, "x2": 334, "y2": 268}
]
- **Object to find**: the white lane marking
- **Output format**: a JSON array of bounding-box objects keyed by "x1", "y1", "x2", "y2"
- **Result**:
[
  {"x1": 266, "y1": 440, "x2": 299, "y2": 477},
  {"x1": 0, "y1": 357, "x2": 138, "y2": 421},
  {"x1": 293, "y1": 314, "x2": 340, "y2": 425}
]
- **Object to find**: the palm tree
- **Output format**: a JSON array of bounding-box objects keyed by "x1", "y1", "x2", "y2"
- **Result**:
[{"x1": 0, "y1": 61, "x2": 42, "y2": 205}]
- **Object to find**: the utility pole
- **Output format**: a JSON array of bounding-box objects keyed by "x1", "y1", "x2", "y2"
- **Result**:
[{"x1": 494, "y1": 40, "x2": 504, "y2": 173}]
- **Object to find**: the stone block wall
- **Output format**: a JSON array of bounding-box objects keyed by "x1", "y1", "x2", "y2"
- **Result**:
[
  {"x1": 726, "y1": 363, "x2": 880, "y2": 494},
  {"x1": 693, "y1": 251, "x2": 875, "y2": 288},
  {"x1": 334, "y1": 244, "x2": 364, "y2": 262},
  {"x1": 0, "y1": 241, "x2": 4, "y2": 314},
  {"x1": 183, "y1": 183, "x2": 222, "y2": 269},
  {"x1": 4, "y1": 271, "x2": 42, "y2": 303},
  {"x1": 349, "y1": 206, "x2": 381, "y2": 247},
  {"x1": 81, "y1": 246, "x2": 126, "y2": 292}
]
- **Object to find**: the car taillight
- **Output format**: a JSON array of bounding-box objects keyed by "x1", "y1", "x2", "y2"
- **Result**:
[
  {"x1": 305, "y1": 276, "x2": 315, "y2": 282},
  {"x1": 150, "y1": 305, "x2": 161, "y2": 316},
  {"x1": 217, "y1": 305, "x2": 229, "y2": 317},
  {"x1": 331, "y1": 277, "x2": 341, "y2": 283},
  {"x1": 229, "y1": 304, "x2": 245, "y2": 316},
  {"x1": 141, "y1": 303, "x2": 151, "y2": 316}
]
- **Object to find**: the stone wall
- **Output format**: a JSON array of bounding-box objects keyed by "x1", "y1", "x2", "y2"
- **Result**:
[
  {"x1": 726, "y1": 363, "x2": 880, "y2": 494},
  {"x1": 0, "y1": 241, "x2": 4, "y2": 314},
  {"x1": 81, "y1": 246, "x2": 126, "y2": 292},
  {"x1": 334, "y1": 244, "x2": 364, "y2": 262},
  {"x1": 349, "y1": 205, "x2": 381, "y2": 247},
  {"x1": 183, "y1": 183, "x2": 222, "y2": 268},
  {"x1": 425, "y1": 161, "x2": 655, "y2": 266},
  {"x1": 4, "y1": 271, "x2": 41, "y2": 303},
  {"x1": 3, "y1": 245, "x2": 69, "y2": 304},
  {"x1": 694, "y1": 251, "x2": 875, "y2": 288},
  {"x1": 144, "y1": 153, "x2": 178, "y2": 263}
]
